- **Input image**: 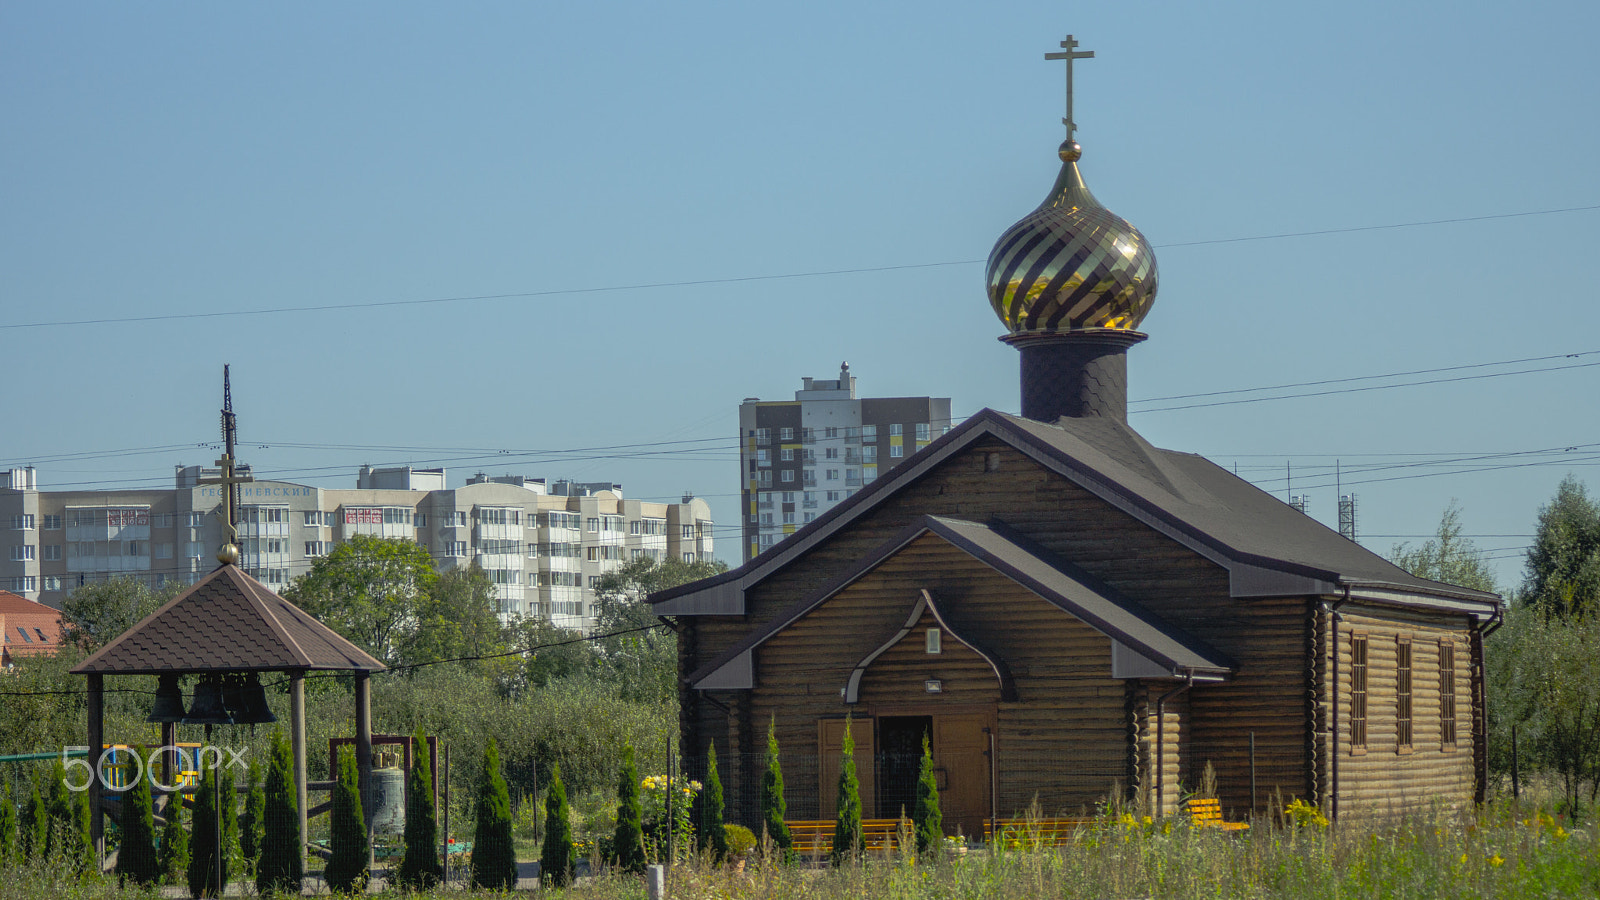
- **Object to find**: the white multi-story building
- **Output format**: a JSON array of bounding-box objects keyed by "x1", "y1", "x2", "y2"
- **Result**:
[
  {"x1": 0, "y1": 465, "x2": 713, "y2": 631},
  {"x1": 738, "y1": 364, "x2": 952, "y2": 560}
]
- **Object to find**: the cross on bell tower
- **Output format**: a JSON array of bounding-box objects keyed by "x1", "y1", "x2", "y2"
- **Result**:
[
  {"x1": 198, "y1": 364, "x2": 253, "y2": 565},
  {"x1": 1044, "y1": 34, "x2": 1095, "y2": 143}
]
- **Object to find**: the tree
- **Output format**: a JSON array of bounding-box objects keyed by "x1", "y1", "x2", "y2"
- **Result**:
[
  {"x1": 157, "y1": 793, "x2": 190, "y2": 885},
  {"x1": 758, "y1": 718, "x2": 792, "y2": 858},
  {"x1": 407, "y1": 562, "x2": 512, "y2": 674},
  {"x1": 1389, "y1": 501, "x2": 1500, "y2": 594},
  {"x1": 115, "y1": 748, "x2": 160, "y2": 886},
  {"x1": 397, "y1": 728, "x2": 441, "y2": 889},
  {"x1": 73, "y1": 788, "x2": 93, "y2": 874},
  {"x1": 539, "y1": 763, "x2": 573, "y2": 889},
  {"x1": 831, "y1": 717, "x2": 863, "y2": 867},
  {"x1": 612, "y1": 744, "x2": 647, "y2": 874},
  {"x1": 238, "y1": 758, "x2": 265, "y2": 869},
  {"x1": 188, "y1": 763, "x2": 235, "y2": 898},
  {"x1": 256, "y1": 731, "x2": 302, "y2": 895},
  {"x1": 912, "y1": 734, "x2": 943, "y2": 856},
  {"x1": 696, "y1": 743, "x2": 729, "y2": 862},
  {"x1": 44, "y1": 759, "x2": 83, "y2": 867},
  {"x1": 60, "y1": 577, "x2": 182, "y2": 652},
  {"x1": 1488, "y1": 606, "x2": 1600, "y2": 810},
  {"x1": 282, "y1": 535, "x2": 440, "y2": 667},
  {"x1": 1521, "y1": 476, "x2": 1600, "y2": 618},
  {"x1": 0, "y1": 790, "x2": 16, "y2": 868},
  {"x1": 19, "y1": 780, "x2": 45, "y2": 862},
  {"x1": 471, "y1": 739, "x2": 516, "y2": 890},
  {"x1": 511, "y1": 617, "x2": 597, "y2": 690},
  {"x1": 324, "y1": 747, "x2": 369, "y2": 894},
  {"x1": 592, "y1": 556, "x2": 729, "y2": 703}
]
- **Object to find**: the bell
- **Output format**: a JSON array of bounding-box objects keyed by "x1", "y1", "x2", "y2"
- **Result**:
[
  {"x1": 147, "y1": 673, "x2": 187, "y2": 723},
  {"x1": 223, "y1": 673, "x2": 277, "y2": 725},
  {"x1": 182, "y1": 675, "x2": 234, "y2": 726}
]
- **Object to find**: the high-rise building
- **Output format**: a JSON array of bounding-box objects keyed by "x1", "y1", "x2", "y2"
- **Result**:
[
  {"x1": 0, "y1": 465, "x2": 712, "y2": 631},
  {"x1": 738, "y1": 364, "x2": 951, "y2": 559}
]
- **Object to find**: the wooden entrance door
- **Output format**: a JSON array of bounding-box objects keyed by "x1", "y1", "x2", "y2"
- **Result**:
[{"x1": 932, "y1": 712, "x2": 991, "y2": 838}]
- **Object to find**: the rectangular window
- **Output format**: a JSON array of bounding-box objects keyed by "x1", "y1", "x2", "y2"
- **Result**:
[
  {"x1": 303, "y1": 511, "x2": 321, "y2": 527},
  {"x1": 890, "y1": 444, "x2": 904, "y2": 458},
  {"x1": 780, "y1": 427, "x2": 794, "y2": 441},
  {"x1": 682, "y1": 524, "x2": 694, "y2": 539},
  {"x1": 781, "y1": 492, "x2": 795, "y2": 503},
  {"x1": 586, "y1": 518, "x2": 599, "y2": 532},
  {"x1": 756, "y1": 449, "x2": 770, "y2": 465},
  {"x1": 8, "y1": 576, "x2": 36, "y2": 592},
  {"x1": 781, "y1": 448, "x2": 794, "y2": 461},
  {"x1": 1351, "y1": 634, "x2": 1368, "y2": 751},
  {"x1": 10, "y1": 515, "x2": 34, "y2": 530},
  {"x1": 755, "y1": 427, "x2": 772, "y2": 443},
  {"x1": 916, "y1": 423, "x2": 930, "y2": 441},
  {"x1": 43, "y1": 575, "x2": 61, "y2": 591},
  {"x1": 890, "y1": 424, "x2": 903, "y2": 436},
  {"x1": 757, "y1": 470, "x2": 772, "y2": 487},
  {"x1": 825, "y1": 447, "x2": 838, "y2": 459},
  {"x1": 863, "y1": 445, "x2": 878, "y2": 462},
  {"x1": 862, "y1": 425, "x2": 877, "y2": 441},
  {"x1": 826, "y1": 491, "x2": 840, "y2": 502},
  {"x1": 783, "y1": 512, "x2": 795, "y2": 525},
  {"x1": 527, "y1": 543, "x2": 539, "y2": 558},
  {"x1": 155, "y1": 543, "x2": 172, "y2": 560},
  {"x1": 825, "y1": 426, "x2": 838, "y2": 438},
  {"x1": 1440, "y1": 640, "x2": 1457, "y2": 747},
  {"x1": 43, "y1": 515, "x2": 62, "y2": 530},
  {"x1": 781, "y1": 470, "x2": 794, "y2": 483},
  {"x1": 826, "y1": 469, "x2": 839, "y2": 480},
  {"x1": 1396, "y1": 637, "x2": 1413, "y2": 750},
  {"x1": 10, "y1": 545, "x2": 34, "y2": 561},
  {"x1": 803, "y1": 513, "x2": 815, "y2": 523},
  {"x1": 43, "y1": 544, "x2": 62, "y2": 561}
]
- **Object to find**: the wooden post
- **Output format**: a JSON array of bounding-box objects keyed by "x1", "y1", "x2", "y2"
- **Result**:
[
  {"x1": 87, "y1": 673, "x2": 104, "y2": 871},
  {"x1": 356, "y1": 672, "x2": 373, "y2": 868},
  {"x1": 291, "y1": 670, "x2": 308, "y2": 860}
]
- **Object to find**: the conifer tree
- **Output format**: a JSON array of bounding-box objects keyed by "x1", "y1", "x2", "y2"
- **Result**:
[
  {"x1": 256, "y1": 730, "x2": 302, "y2": 895},
  {"x1": 611, "y1": 744, "x2": 646, "y2": 874},
  {"x1": 0, "y1": 790, "x2": 18, "y2": 868},
  {"x1": 45, "y1": 759, "x2": 79, "y2": 865},
  {"x1": 758, "y1": 718, "x2": 792, "y2": 858},
  {"x1": 188, "y1": 764, "x2": 237, "y2": 898},
  {"x1": 20, "y1": 780, "x2": 45, "y2": 861},
  {"x1": 471, "y1": 738, "x2": 517, "y2": 890},
  {"x1": 239, "y1": 758, "x2": 264, "y2": 868},
  {"x1": 397, "y1": 728, "x2": 441, "y2": 889},
  {"x1": 324, "y1": 747, "x2": 369, "y2": 894},
  {"x1": 115, "y1": 748, "x2": 160, "y2": 886},
  {"x1": 538, "y1": 763, "x2": 573, "y2": 889},
  {"x1": 696, "y1": 743, "x2": 729, "y2": 861},
  {"x1": 912, "y1": 734, "x2": 943, "y2": 856},
  {"x1": 74, "y1": 787, "x2": 94, "y2": 874},
  {"x1": 157, "y1": 792, "x2": 190, "y2": 885},
  {"x1": 830, "y1": 717, "x2": 863, "y2": 867}
]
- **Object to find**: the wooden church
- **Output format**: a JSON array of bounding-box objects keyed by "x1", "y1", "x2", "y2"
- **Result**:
[{"x1": 651, "y1": 40, "x2": 1501, "y2": 829}]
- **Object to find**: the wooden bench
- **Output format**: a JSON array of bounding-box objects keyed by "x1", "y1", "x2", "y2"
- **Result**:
[
  {"x1": 784, "y1": 819, "x2": 907, "y2": 855},
  {"x1": 1186, "y1": 798, "x2": 1249, "y2": 832},
  {"x1": 983, "y1": 818, "x2": 1088, "y2": 847}
]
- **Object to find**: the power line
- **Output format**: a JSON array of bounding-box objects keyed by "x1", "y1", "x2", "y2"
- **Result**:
[{"x1": 4, "y1": 204, "x2": 1595, "y2": 332}]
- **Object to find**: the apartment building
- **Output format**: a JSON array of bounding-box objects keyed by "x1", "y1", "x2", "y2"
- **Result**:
[
  {"x1": 738, "y1": 364, "x2": 952, "y2": 559},
  {"x1": 0, "y1": 466, "x2": 712, "y2": 631}
]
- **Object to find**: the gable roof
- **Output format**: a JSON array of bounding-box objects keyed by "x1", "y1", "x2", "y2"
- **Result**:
[
  {"x1": 70, "y1": 564, "x2": 385, "y2": 675},
  {"x1": 652, "y1": 409, "x2": 1502, "y2": 618},
  {"x1": 0, "y1": 590, "x2": 64, "y2": 663},
  {"x1": 688, "y1": 514, "x2": 1234, "y2": 690}
]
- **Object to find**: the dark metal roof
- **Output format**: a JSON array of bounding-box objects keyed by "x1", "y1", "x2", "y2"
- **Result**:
[
  {"x1": 651, "y1": 408, "x2": 1502, "y2": 616},
  {"x1": 687, "y1": 514, "x2": 1233, "y2": 689},
  {"x1": 70, "y1": 564, "x2": 386, "y2": 675}
]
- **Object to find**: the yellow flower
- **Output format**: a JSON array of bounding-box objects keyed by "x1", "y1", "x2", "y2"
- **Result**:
[
  {"x1": 1141, "y1": 816, "x2": 1153, "y2": 826},
  {"x1": 1489, "y1": 854, "x2": 1505, "y2": 868},
  {"x1": 1459, "y1": 854, "x2": 1468, "y2": 864}
]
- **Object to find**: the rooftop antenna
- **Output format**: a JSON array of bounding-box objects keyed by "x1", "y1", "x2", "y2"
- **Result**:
[
  {"x1": 1045, "y1": 34, "x2": 1095, "y2": 143},
  {"x1": 199, "y1": 364, "x2": 253, "y2": 564}
]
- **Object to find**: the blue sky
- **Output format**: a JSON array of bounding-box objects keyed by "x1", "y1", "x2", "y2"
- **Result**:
[{"x1": 4, "y1": 1, "x2": 1598, "y2": 590}]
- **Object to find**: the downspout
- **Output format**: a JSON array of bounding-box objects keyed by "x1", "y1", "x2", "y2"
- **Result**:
[
  {"x1": 1327, "y1": 587, "x2": 1351, "y2": 821},
  {"x1": 1470, "y1": 604, "x2": 1505, "y2": 805},
  {"x1": 1155, "y1": 675, "x2": 1194, "y2": 816}
]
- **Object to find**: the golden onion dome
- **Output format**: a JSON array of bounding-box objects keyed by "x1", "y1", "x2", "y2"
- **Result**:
[{"x1": 986, "y1": 140, "x2": 1157, "y2": 335}]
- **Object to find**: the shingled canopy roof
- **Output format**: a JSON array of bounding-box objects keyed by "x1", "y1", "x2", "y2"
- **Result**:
[{"x1": 71, "y1": 563, "x2": 384, "y2": 676}]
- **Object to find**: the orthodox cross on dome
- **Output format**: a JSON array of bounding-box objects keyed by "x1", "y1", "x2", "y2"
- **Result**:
[
  {"x1": 1044, "y1": 34, "x2": 1095, "y2": 142},
  {"x1": 197, "y1": 364, "x2": 253, "y2": 556}
]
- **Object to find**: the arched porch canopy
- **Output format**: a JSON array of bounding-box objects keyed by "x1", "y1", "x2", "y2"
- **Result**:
[{"x1": 70, "y1": 562, "x2": 385, "y2": 871}]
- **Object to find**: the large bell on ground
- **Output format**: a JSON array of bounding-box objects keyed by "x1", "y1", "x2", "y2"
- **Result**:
[
  {"x1": 147, "y1": 673, "x2": 187, "y2": 723},
  {"x1": 182, "y1": 675, "x2": 234, "y2": 726},
  {"x1": 222, "y1": 673, "x2": 277, "y2": 725}
]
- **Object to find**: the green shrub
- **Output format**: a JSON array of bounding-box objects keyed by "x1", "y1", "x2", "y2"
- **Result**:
[
  {"x1": 397, "y1": 728, "x2": 441, "y2": 889},
  {"x1": 912, "y1": 734, "x2": 942, "y2": 856},
  {"x1": 256, "y1": 730, "x2": 302, "y2": 895},
  {"x1": 188, "y1": 763, "x2": 236, "y2": 898},
  {"x1": 470, "y1": 738, "x2": 516, "y2": 890},
  {"x1": 156, "y1": 792, "x2": 189, "y2": 885},
  {"x1": 759, "y1": 718, "x2": 791, "y2": 857},
  {"x1": 0, "y1": 791, "x2": 16, "y2": 867},
  {"x1": 696, "y1": 744, "x2": 729, "y2": 862},
  {"x1": 831, "y1": 717, "x2": 863, "y2": 867},
  {"x1": 239, "y1": 758, "x2": 264, "y2": 867},
  {"x1": 324, "y1": 746, "x2": 369, "y2": 894},
  {"x1": 612, "y1": 744, "x2": 646, "y2": 874},
  {"x1": 539, "y1": 763, "x2": 573, "y2": 888},
  {"x1": 19, "y1": 781, "x2": 45, "y2": 861},
  {"x1": 114, "y1": 747, "x2": 160, "y2": 886},
  {"x1": 723, "y1": 823, "x2": 756, "y2": 857}
]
